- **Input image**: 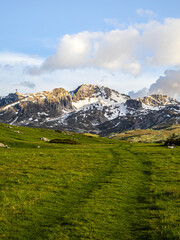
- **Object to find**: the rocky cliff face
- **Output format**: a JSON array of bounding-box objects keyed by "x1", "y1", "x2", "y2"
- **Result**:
[
  {"x1": 0, "y1": 84, "x2": 180, "y2": 135},
  {"x1": 125, "y1": 99, "x2": 142, "y2": 110},
  {"x1": 137, "y1": 94, "x2": 179, "y2": 106},
  {"x1": 0, "y1": 93, "x2": 19, "y2": 107},
  {"x1": 0, "y1": 88, "x2": 73, "y2": 126},
  {"x1": 71, "y1": 84, "x2": 129, "y2": 102}
]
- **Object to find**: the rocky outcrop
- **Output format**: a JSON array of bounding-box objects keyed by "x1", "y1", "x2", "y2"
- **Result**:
[
  {"x1": 126, "y1": 99, "x2": 142, "y2": 109},
  {"x1": 0, "y1": 87, "x2": 73, "y2": 126},
  {"x1": 0, "y1": 93, "x2": 19, "y2": 107},
  {"x1": 41, "y1": 137, "x2": 50, "y2": 142},
  {"x1": 138, "y1": 94, "x2": 179, "y2": 106},
  {"x1": 72, "y1": 84, "x2": 129, "y2": 102},
  {"x1": 72, "y1": 84, "x2": 96, "y2": 101}
]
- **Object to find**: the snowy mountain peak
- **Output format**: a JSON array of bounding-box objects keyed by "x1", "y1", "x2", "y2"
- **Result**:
[
  {"x1": 71, "y1": 84, "x2": 130, "y2": 110},
  {"x1": 0, "y1": 85, "x2": 180, "y2": 135}
]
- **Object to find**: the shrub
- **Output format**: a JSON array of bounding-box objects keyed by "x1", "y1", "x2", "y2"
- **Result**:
[
  {"x1": 55, "y1": 130, "x2": 63, "y2": 133},
  {"x1": 164, "y1": 133, "x2": 180, "y2": 146},
  {"x1": 49, "y1": 138, "x2": 79, "y2": 144}
]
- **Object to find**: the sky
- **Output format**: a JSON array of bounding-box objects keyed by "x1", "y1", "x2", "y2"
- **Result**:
[{"x1": 1, "y1": 0, "x2": 180, "y2": 99}]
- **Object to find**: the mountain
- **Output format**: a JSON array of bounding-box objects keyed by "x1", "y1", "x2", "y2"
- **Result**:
[{"x1": 0, "y1": 84, "x2": 180, "y2": 136}]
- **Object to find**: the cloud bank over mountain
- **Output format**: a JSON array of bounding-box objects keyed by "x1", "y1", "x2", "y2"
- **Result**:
[
  {"x1": 129, "y1": 69, "x2": 180, "y2": 99},
  {"x1": 0, "y1": 52, "x2": 43, "y2": 67},
  {"x1": 29, "y1": 29, "x2": 141, "y2": 76},
  {"x1": 19, "y1": 81, "x2": 36, "y2": 89},
  {"x1": 29, "y1": 18, "x2": 180, "y2": 78},
  {"x1": 1, "y1": 18, "x2": 180, "y2": 99}
]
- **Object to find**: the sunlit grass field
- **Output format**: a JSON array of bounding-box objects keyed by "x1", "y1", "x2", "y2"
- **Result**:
[
  {"x1": 110, "y1": 125, "x2": 180, "y2": 143},
  {"x1": 0, "y1": 123, "x2": 179, "y2": 239}
]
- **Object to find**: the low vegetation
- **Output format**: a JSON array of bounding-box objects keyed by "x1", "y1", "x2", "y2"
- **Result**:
[
  {"x1": 49, "y1": 138, "x2": 79, "y2": 144},
  {"x1": 0, "y1": 123, "x2": 179, "y2": 239},
  {"x1": 164, "y1": 133, "x2": 180, "y2": 146}
]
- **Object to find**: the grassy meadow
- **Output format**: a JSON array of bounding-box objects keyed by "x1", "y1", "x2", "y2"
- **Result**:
[{"x1": 0, "y1": 123, "x2": 179, "y2": 239}]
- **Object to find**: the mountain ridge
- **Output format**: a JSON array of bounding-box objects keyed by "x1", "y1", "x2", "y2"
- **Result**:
[{"x1": 0, "y1": 84, "x2": 180, "y2": 135}]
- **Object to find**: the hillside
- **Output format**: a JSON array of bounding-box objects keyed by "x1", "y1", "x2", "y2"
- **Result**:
[
  {"x1": 110, "y1": 124, "x2": 180, "y2": 143},
  {"x1": 0, "y1": 123, "x2": 179, "y2": 239}
]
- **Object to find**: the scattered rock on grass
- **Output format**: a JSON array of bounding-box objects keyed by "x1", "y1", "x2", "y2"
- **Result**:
[
  {"x1": 13, "y1": 130, "x2": 23, "y2": 134},
  {"x1": 0, "y1": 143, "x2": 9, "y2": 148},
  {"x1": 167, "y1": 146, "x2": 175, "y2": 149},
  {"x1": 41, "y1": 137, "x2": 50, "y2": 142}
]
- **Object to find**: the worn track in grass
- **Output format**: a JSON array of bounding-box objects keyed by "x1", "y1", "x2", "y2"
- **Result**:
[{"x1": 0, "y1": 123, "x2": 179, "y2": 239}]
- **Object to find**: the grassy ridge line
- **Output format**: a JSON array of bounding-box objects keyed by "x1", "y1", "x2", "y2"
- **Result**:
[{"x1": 110, "y1": 124, "x2": 180, "y2": 143}]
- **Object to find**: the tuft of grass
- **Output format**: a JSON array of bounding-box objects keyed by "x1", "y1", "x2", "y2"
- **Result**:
[{"x1": 83, "y1": 133, "x2": 99, "y2": 138}]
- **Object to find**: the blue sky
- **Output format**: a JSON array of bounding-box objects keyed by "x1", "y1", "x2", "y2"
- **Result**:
[
  {"x1": 1, "y1": 0, "x2": 180, "y2": 98},
  {"x1": 1, "y1": 0, "x2": 180, "y2": 56}
]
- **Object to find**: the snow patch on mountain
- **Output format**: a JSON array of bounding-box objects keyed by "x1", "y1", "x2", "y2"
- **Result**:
[
  {"x1": 72, "y1": 90, "x2": 128, "y2": 110},
  {"x1": 104, "y1": 104, "x2": 127, "y2": 120},
  {"x1": 3, "y1": 101, "x2": 21, "y2": 110},
  {"x1": 141, "y1": 103, "x2": 160, "y2": 111},
  {"x1": 72, "y1": 97, "x2": 98, "y2": 109}
]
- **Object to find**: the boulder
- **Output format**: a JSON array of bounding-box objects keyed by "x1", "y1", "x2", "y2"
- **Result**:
[
  {"x1": 13, "y1": 130, "x2": 23, "y2": 134},
  {"x1": 0, "y1": 143, "x2": 9, "y2": 148},
  {"x1": 41, "y1": 137, "x2": 50, "y2": 142},
  {"x1": 167, "y1": 145, "x2": 175, "y2": 149}
]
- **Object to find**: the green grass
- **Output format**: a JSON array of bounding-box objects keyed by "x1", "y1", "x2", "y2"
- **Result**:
[{"x1": 0, "y1": 123, "x2": 179, "y2": 239}]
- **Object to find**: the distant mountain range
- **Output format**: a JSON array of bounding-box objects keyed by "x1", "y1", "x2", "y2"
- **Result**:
[{"x1": 0, "y1": 84, "x2": 180, "y2": 136}]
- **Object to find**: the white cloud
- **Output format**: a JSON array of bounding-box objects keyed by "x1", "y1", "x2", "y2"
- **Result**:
[
  {"x1": 129, "y1": 88, "x2": 149, "y2": 99},
  {"x1": 29, "y1": 29, "x2": 141, "y2": 76},
  {"x1": 142, "y1": 18, "x2": 180, "y2": 67},
  {"x1": 0, "y1": 52, "x2": 43, "y2": 66},
  {"x1": 129, "y1": 69, "x2": 180, "y2": 99},
  {"x1": 149, "y1": 69, "x2": 180, "y2": 98},
  {"x1": 104, "y1": 18, "x2": 125, "y2": 28},
  {"x1": 136, "y1": 8, "x2": 156, "y2": 18},
  {"x1": 19, "y1": 81, "x2": 36, "y2": 89},
  {"x1": 2, "y1": 18, "x2": 180, "y2": 100},
  {"x1": 28, "y1": 18, "x2": 180, "y2": 77},
  {"x1": 0, "y1": 52, "x2": 44, "y2": 96}
]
